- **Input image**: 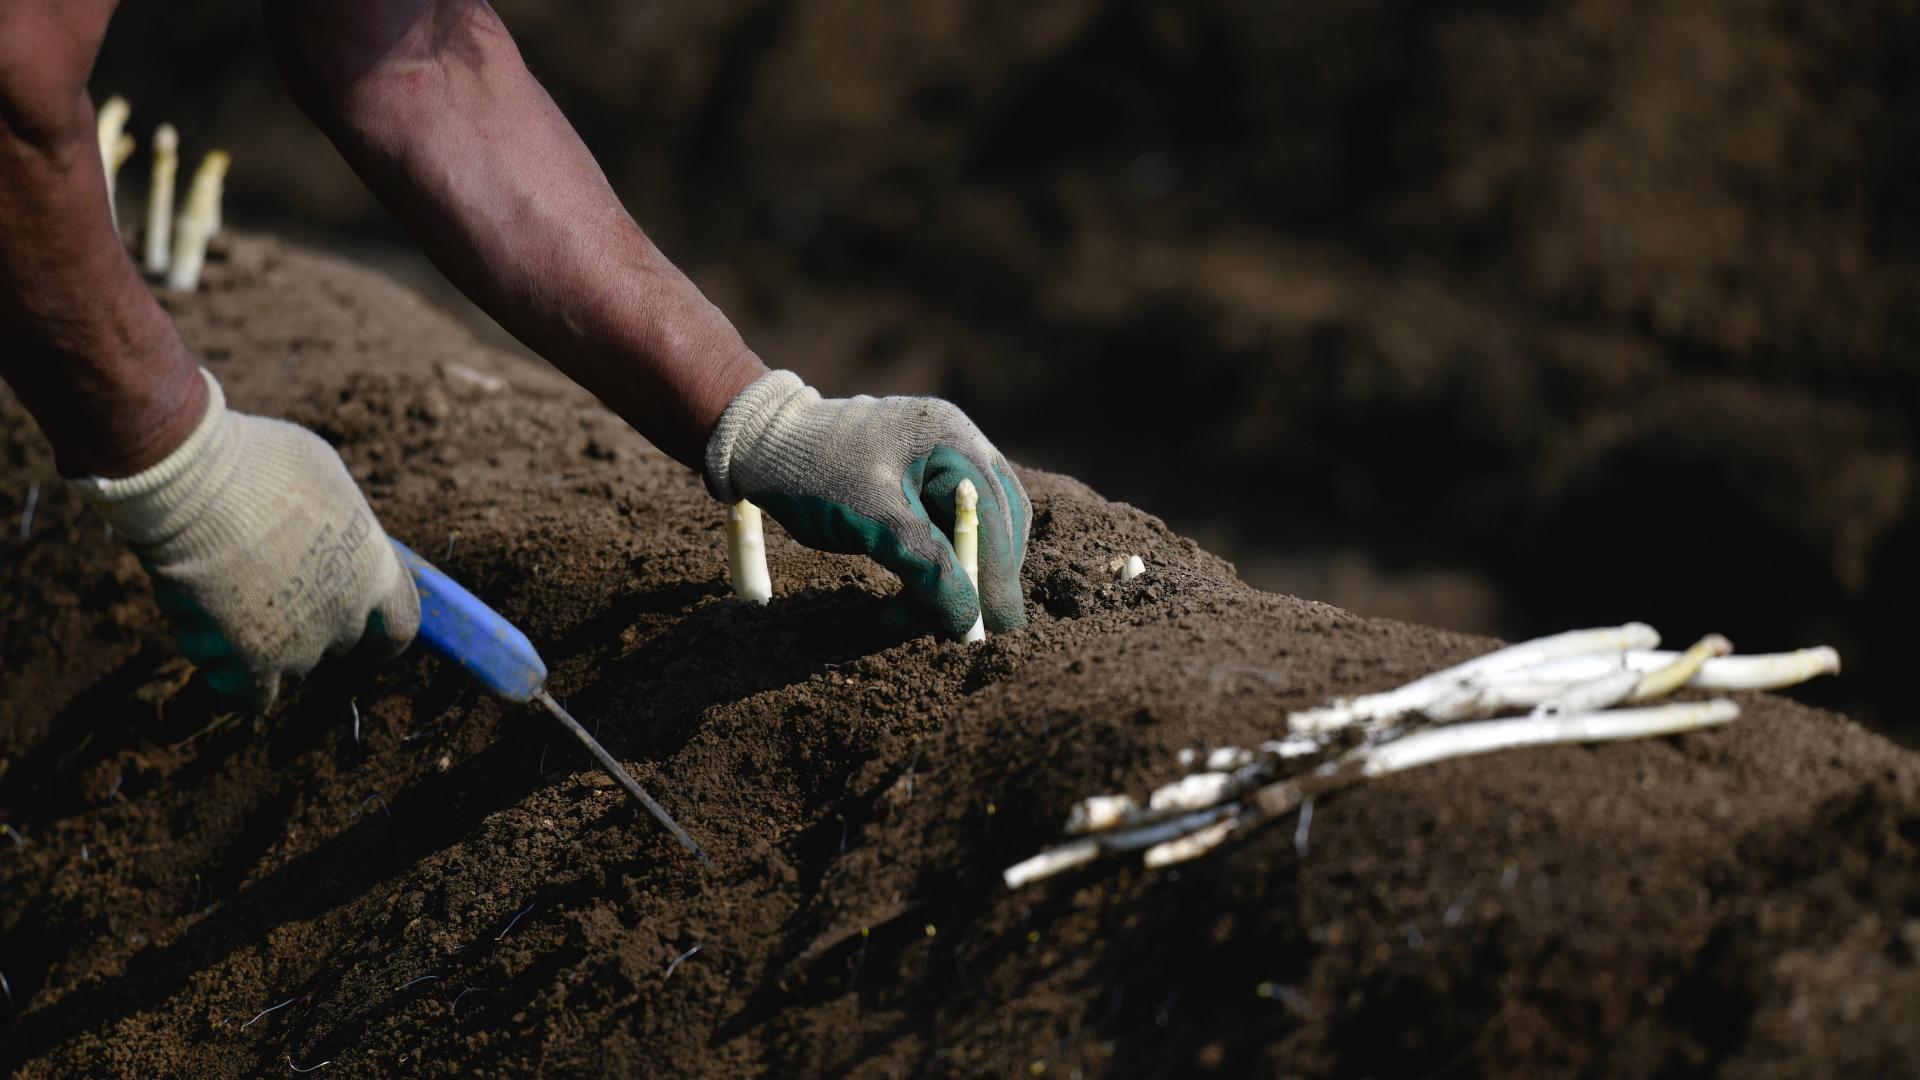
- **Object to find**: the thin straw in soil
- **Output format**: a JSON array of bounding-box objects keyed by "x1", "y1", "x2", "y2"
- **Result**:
[{"x1": 18, "y1": 481, "x2": 38, "y2": 541}]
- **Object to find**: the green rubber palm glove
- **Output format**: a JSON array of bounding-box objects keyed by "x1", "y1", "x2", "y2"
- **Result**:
[{"x1": 704, "y1": 370, "x2": 1030, "y2": 637}]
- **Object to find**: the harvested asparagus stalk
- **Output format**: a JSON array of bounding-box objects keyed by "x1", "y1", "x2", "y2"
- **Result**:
[
  {"x1": 1531, "y1": 669, "x2": 1642, "y2": 716},
  {"x1": 1003, "y1": 804, "x2": 1239, "y2": 888},
  {"x1": 1005, "y1": 699, "x2": 1740, "y2": 889},
  {"x1": 1205, "y1": 746, "x2": 1254, "y2": 771},
  {"x1": 1428, "y1": 677, "x2": 1599, "y2": 722},
  {"x1": 1299, "y1": 627, "x2": 1820, "y2": 730},
  {"x1": 954, "y1": 479, "x2": 986, "y2": 643},
  {"x1": 1521, "y1": 635, "x2": 1727, "y2": 716},
  {"x1": 1493, "y1": 646, "x2": 1839, "y2": 693},
  {"x1": 1357, "y1": 699, "x2": 1739, "y2": 777},
  {"x1": 1143, "y1": 817, "x2": 1238, "y2": 869},
  {"x1": 1685, "y1": 647, "x2": 1841, "y2": 688},
  {"x1": 1629, "y1": 633, "x2": 1732, "y2": 701},
  {"x1": 167, "y1": 150, "x2": 229, "y2": 293},
  {"x1": 1007, "y1": 624, "x2": 1840, "y2": 888},
  {"x1": 1148, "y1": 770, "x2": 1246, "y2": 813},
  {"x1": 1288, "y1": 623, "x2": 1661, "y2": 733},
  {"x1": 1003, "y1": 837, "x2": 1100, "y2": 888},
  {"x1": 144, "y1": 124, "x2": 179, "y2": 275},
  {"x1": 108, "y1": 136, "x2": 135, "y2": 208},
  {"x1": 96, "y1": 96, "x2": 132, "y2": 230},
  {"x1": 1065, "y1": 794, "x2": 1142, "y2": 834},
  {"x1": 726, "y1": 500, "x2": 772, "y2": 604},
  {"x1": 1431, "y1": 637, "x2": 1814, "y2": 721}
]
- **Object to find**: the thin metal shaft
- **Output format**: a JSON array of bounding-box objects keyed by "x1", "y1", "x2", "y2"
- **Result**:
[{"x1": 534, "y1": 689, "x2": 712, "y2": 867}]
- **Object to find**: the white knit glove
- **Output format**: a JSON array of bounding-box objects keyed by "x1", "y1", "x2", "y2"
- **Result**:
[
  {"x1": 71, "y1": 369, "x2": 419, "y2": 709},
  {"x1": 705, "y1": 370, "x2": 1030, "y2": 636}
]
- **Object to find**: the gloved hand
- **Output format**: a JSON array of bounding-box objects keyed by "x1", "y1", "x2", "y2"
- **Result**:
[
  {"x1": 704, "y1": 370, "x2": 1030, "y2": 637},
  {"x1": 71, "y1": 368, "x2": 419, "y2": 708}
]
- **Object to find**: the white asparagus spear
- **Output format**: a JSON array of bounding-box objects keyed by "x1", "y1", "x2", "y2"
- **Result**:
[
  {"x1": 1206, "y1": 746, "x2": 1254, "y2": 771},
  {"x1": 1687, "y1": 647, "x2": 1841, "y2": 688},
  {"x1": 167, "y1": 150, "x2": 229, "y2": 293},
  {"x1": 1142, "y1": 817, "x2": 1238, "y2": 868},
  {"x1": 109, "y1": 136, "x2": 134, "y2": 205},
  {"x1": 1492, "y1": 646, "x2": 1840, "y2": 693},
  {"x1": 1288, "y1": 623, "x2": 1661, "y2": 732},
  {"x1": 1147, "y1": 771, "x2": 1235, "y2": 812},
  {"x1": 1009, "y1": 631, "x2": 1815, "y2": 888},
  {"x1": 1630, "y1": 634, "x2": 1733, "y2": 702},
  {"x1": 1003, "y1": 804, "x2": 1239, "y2": 888},
  {"x1": 1531, "y1": 669, "x2": 1642, "y2": 717},
  {"x1": 1358, "y1": 699, "x2": 1739, "y2": 777},
  {"x1": 1104, "y1": 806, "x2": 1240, "y2": 851},
  {"x1": 1426, "y1": 676, "x2": 1604, "y2": 721},
  {"x1": 144, "y1": 124, "x2": 179, "y2": 275},
  {"x1": 1260, "y1": 735, "x2": 1324, "y2": 759},
  {"x1": 1435, "y1": 639, "x2": 1803, "y2": 720},
  {"x1": 1006, "y1": 699, "x2": 1742, "y2": 888},
  {"x1": 1065, "y1": 794, "x2": 1141, "y2": 834},
  {"x1": 1384, "y1": 623, "x2": 1661, "y2": 697},
  {"x1": 1443, "y1": 630, "x2": 1743, "y2": 714},
  {"x1": 954, "y1": 479, "x2": 986, "y2": 643},
  {"x1": 97, "y1": 96, "x2": 131, "y2": 231},
  {"x1": 1003, "y1": 837, "x2": 1099, "y2": 888},
  {"x1": 726, "y1": 500, "x2": 772, "y2": 603}
]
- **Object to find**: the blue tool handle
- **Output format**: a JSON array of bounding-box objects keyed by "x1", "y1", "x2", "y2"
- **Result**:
[{"x1": 393, "y1": 539, "x2": 548, "y2": 703}]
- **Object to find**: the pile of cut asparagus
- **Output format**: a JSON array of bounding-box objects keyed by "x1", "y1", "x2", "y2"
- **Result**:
[{"x1": 1003, "y1": 624, "x2": 1839, "y2": 888}]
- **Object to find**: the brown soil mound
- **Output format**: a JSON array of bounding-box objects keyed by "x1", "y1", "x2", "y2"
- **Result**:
[
  {"x1": 87, "y1": 0, "x2": 1920, "y2": 737},
  {"x1": 4, "y1": 238, "x2": 1919, "y2": 1076}
]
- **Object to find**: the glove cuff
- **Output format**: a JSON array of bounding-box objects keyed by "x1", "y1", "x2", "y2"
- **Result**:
[
  {"x1": 702, "y1": 368, "x2": 806, "y2": 503},
  {"x1": 69, "y1": 367, "x2": 234, "y2": 546}
]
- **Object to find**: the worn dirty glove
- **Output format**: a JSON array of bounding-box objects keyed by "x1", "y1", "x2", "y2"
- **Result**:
[
  {"x1": 704, "y1": 369, "x2": 1030, "y2": 637},
  {"x1": 71, "y1": 368, "x2": 420, "y2": 709}
]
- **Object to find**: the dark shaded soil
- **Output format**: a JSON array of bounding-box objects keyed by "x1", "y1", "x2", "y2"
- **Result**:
[{"x1": 3, "y1": 238, "x2": 1919, "y2": 1076}]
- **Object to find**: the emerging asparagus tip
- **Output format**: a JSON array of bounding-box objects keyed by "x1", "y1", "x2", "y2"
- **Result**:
[{"x1": 954, "y1": 479, "x2": 985, "y2": 643}]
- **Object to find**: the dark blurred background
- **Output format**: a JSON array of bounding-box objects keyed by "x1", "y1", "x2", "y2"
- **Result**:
[{"x1": 90, "y1": 1, "x2": 1920, "y2": 738}]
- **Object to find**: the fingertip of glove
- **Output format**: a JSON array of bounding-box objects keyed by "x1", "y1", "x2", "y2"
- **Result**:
[
  {"x1": 984, "y1": 600, "x2": 1029, "y2": 634},
  {"x1": 382, "y1": 569, "x2": 425, "y2": 650},
  {"x1": 206, "y1": 660, "x2": 275, "y2": 713},
  {"x1": 895, "y1": 569, "x2": 981, "y2": 640},
  {"x1": 359, "y1": 606, "x2": 416, "y2": 663},
  {"x1": 930, "y1": 596, "x2": 979, "y2": 641}
]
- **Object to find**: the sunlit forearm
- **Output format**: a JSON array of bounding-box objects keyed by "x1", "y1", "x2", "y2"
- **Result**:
[{"x1": 263, "y1": 0, "x2": 766, "y2": 467}]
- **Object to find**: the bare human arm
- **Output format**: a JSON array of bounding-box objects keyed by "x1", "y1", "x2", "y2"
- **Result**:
[
  {"x1": 268, "y1": 0, "x2": 1032, "y2": 634},
  {"x1": 0, "y1": 1, "x2": 420, "y2": 707},
  {"x1": 260, "y1": 0, "x2": 768, "y2": 469},
  {"x1": 0, "y1": 0, "x2": 207, "y2": 478}
]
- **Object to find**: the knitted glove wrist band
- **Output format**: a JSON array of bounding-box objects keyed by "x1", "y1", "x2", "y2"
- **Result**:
[{"x1": 703, "y1": 368, "x2": 806, "y2": 503}]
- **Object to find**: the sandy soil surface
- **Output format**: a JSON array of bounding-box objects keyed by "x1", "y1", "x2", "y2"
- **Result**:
[{"x1": 2, "y1": 238, "x2": 1918, "y2": 1076}]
